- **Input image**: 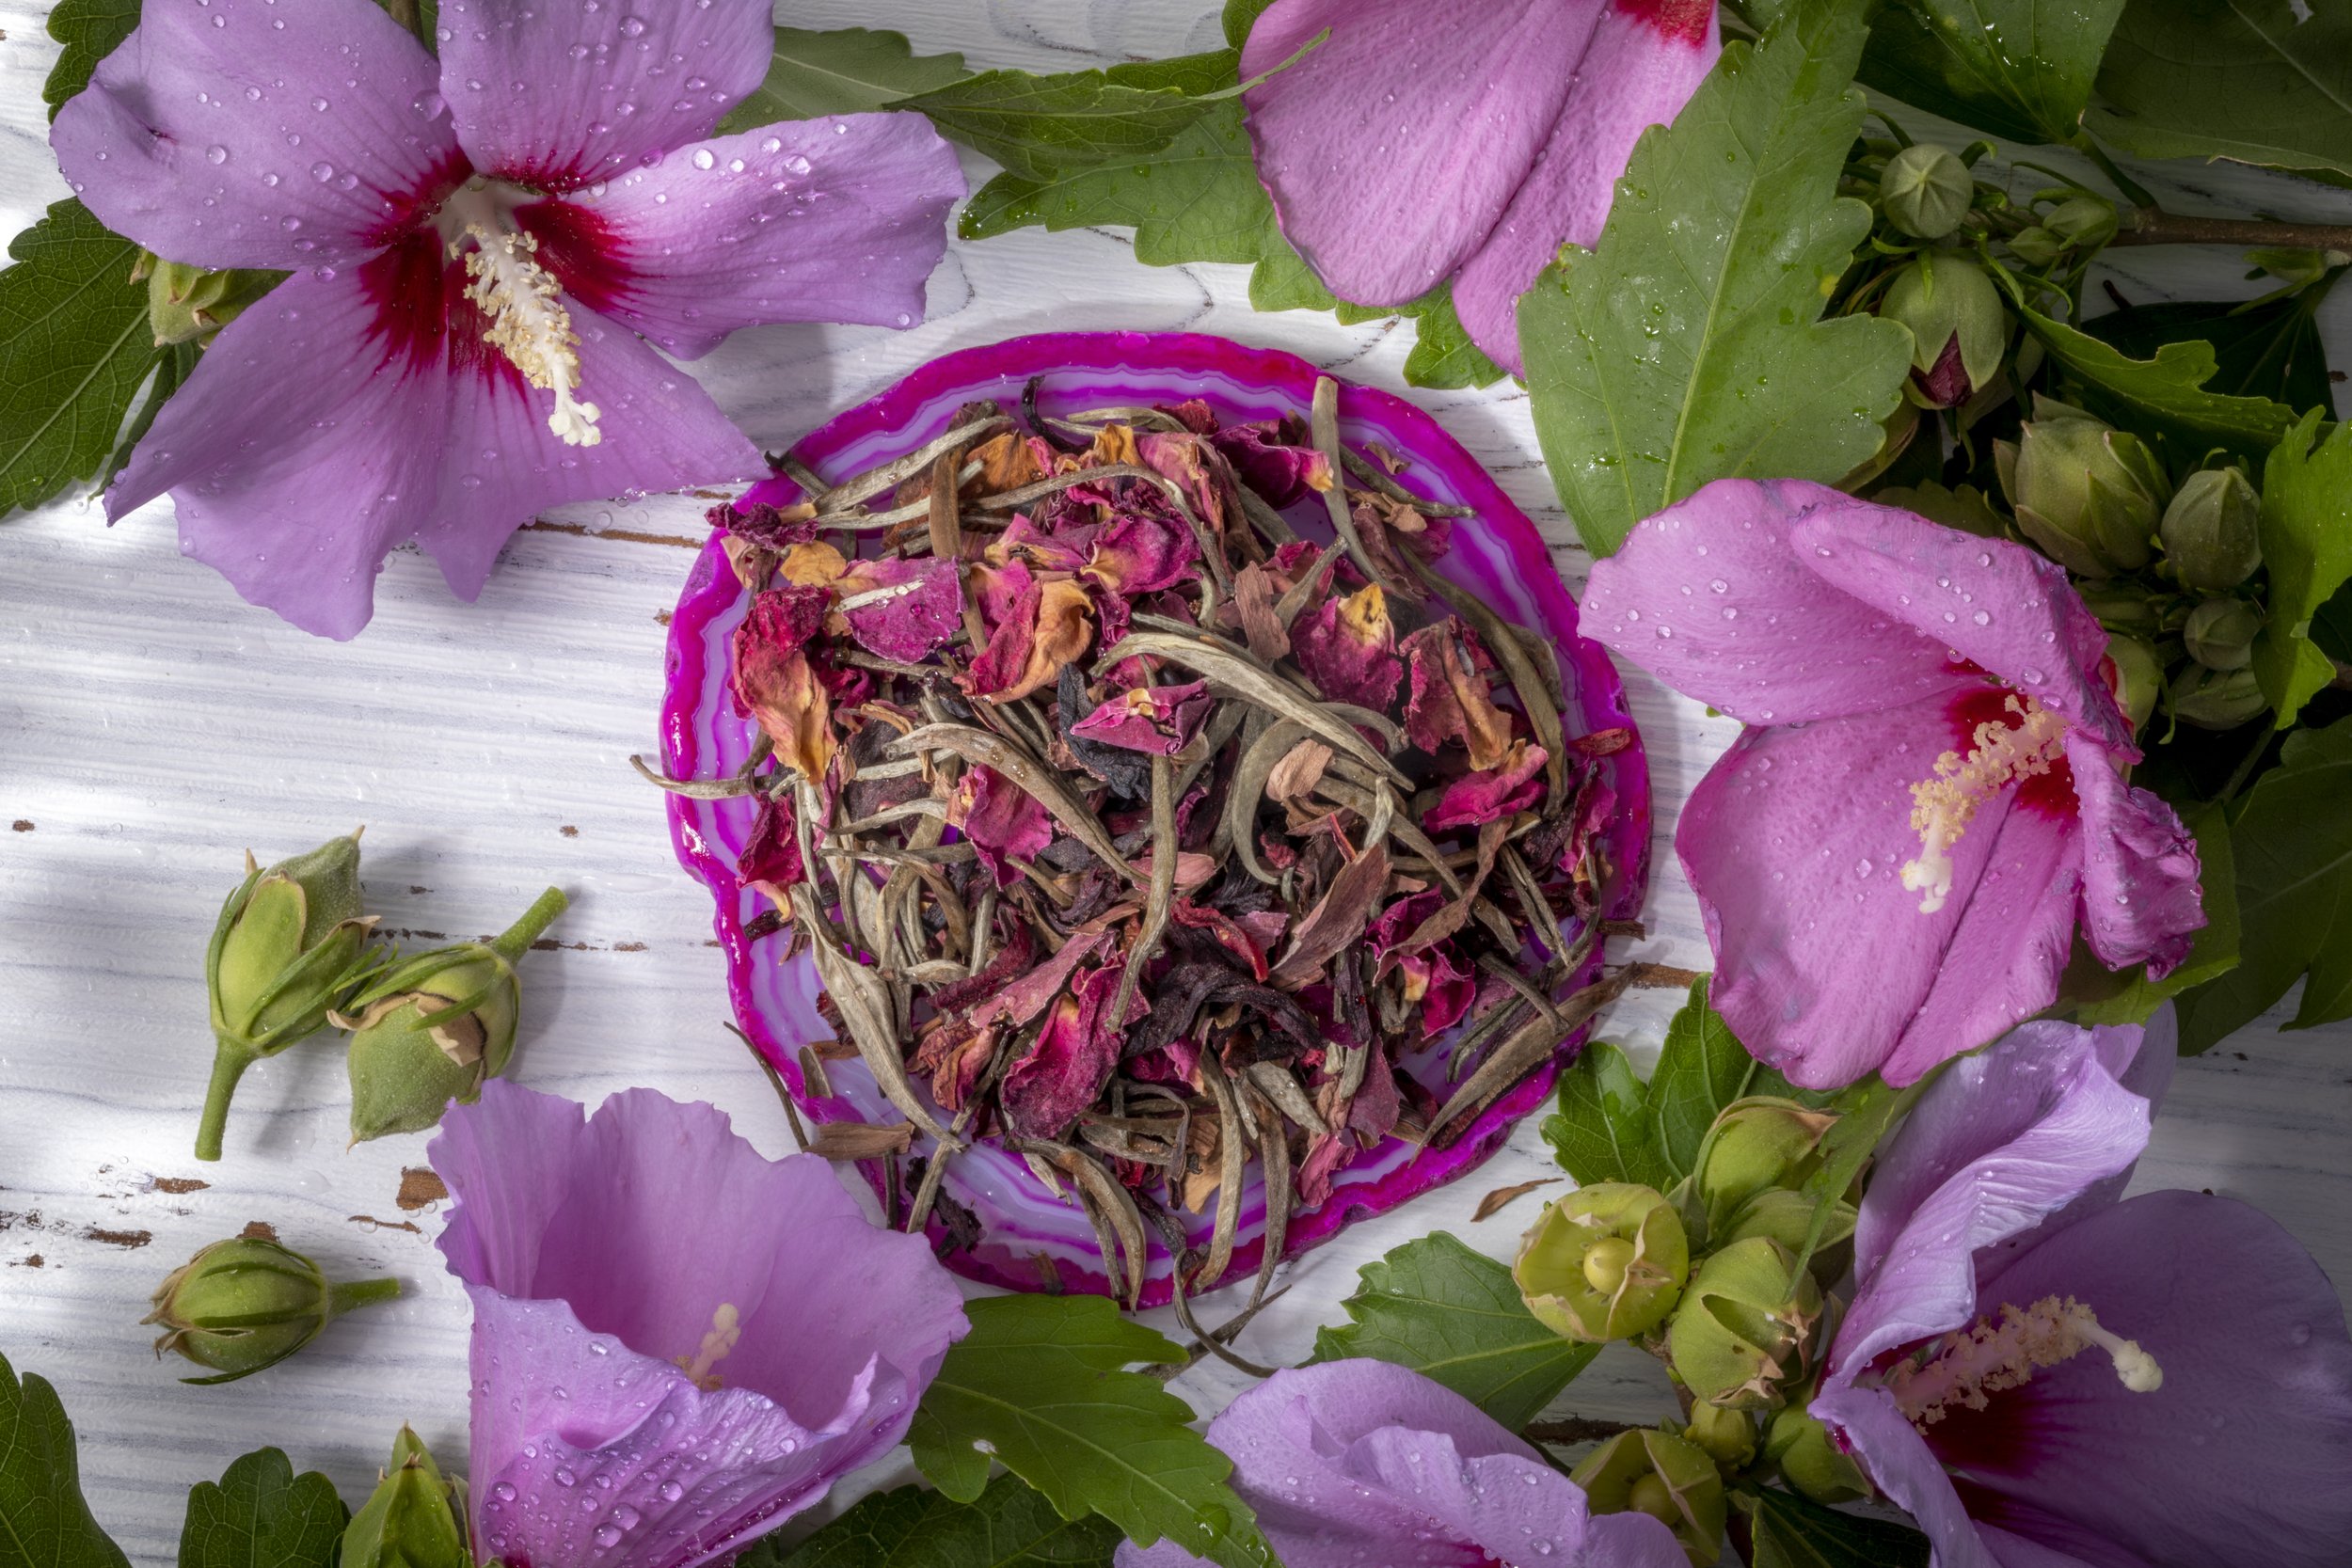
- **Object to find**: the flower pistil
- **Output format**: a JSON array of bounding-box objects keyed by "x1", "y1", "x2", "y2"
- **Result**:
[
  {"x1": 1900, "y1": 694, "x2": 2067, "y2": 914},
  {"x1": 1883, "y1": 1293, "x2": 2162, "y2": 1431},
  {"x1": 440, "y1": 182, "x2": 602, "y2": 448},
  {"x1": 675, "y1": 1302, "x2": 743, "y2": 1391}
]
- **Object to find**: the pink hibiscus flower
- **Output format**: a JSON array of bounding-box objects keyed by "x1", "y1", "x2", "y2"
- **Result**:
[
  {"x1": 1583, "y1": 479, "x2": 2203, "y2": 1089},
  {"x1": 52, "y1": 0, "x2": 964, "y2": 637}
]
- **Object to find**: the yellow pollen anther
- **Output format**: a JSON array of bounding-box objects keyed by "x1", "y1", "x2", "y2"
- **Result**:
[
  {"x1": 675, "y1": 1302, "x2": 742, "y2": 1391},
  {"x1": 455, "y1": 220, "x2": 602, "y2": 449},
  {"x1": 1899, "y1": 694, "x2": 2067, "y2": 914},
  {"x1": 1883, "y1": 1294, "x2": 2162, "y2": 1431}
]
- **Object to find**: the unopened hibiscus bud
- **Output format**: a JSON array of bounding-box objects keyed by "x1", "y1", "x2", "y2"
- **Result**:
[
  {"x1": 143, "y1": 1235, "x2": 398, "y2": 1385},
  {"x1": 2184, "y1": 598, "x2": 2264, "y2": 672},
  {"x1": 200, "y1": 832, "x2": 383, "y2": 1161},
  {"x1": 1693, "y1": 1098, "x2": 1836, "y2": 1236},
  {"x1": 342, "y1": 1427, "x2": 469, "y2": 1568},
  {"x1": 340, "y1": 888, "x2": 567, "y2": 1142},
  {"x1": 2077, "y1": 582, "x2": 2167, "y2": 635},
  {"x1": 1881, "y1": 254, "x2": 2010, "y2": 408},
  {"x1": 2105, "y1": 635, "x2": 2165, "y2": 732},
  {"x1": 2170, "y1": 664, "x2": 2267, "y2": 730},
  {"x1": 1514, "y1": 1182, "x2": 1689, "y2": 1343},
  {"x1": 1570, "y1": 1429, "x2": 1726, "y2": 1566},
  {"x1": 1682, "y1": 1401, "x2": 1757, "y2": 1471},
  {"x1": 1718, "y1": 1186, "x2": 1856, "y2": 1277},
  {"x1": 2045, "y1": 195, "x2": 2120, "y2": 250},
  {"x1": 1881, "y1": 144, "x2": 1973, "y2": 241},
  {"x1": 1995, "y1": 397, "x2": 2171, "y2": 577},
  {"x1": 133, "y1": 252, "x2": 278, "y2": 347},
  {"x1": 2160, "y1": 467, "x2": 2264, "y2": 591},
  {"x1": 2007, "y1": 225, "x2": 2067, "y2": 268},
  {"x1": 1667, "y1": 1237, "x2": 1822, "y2": 1410},
  {"x1": 1763, "y1": 1388, "x2": 1869, "y2": 1505}
]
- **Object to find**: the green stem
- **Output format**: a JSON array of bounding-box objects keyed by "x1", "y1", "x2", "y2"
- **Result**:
[
  {"x1": 489, "y1": 886, "x2": 570, "y2": 962},
  {"x1": 2072, "y1": 135, "x2": 2159, "y2": 211},
  {"x1": 326, "y1": 1276, "x2": 404, "y2": 1318},
  {"x1": 194, "y1": 1045, "x2": 254, "y2": 1163}
]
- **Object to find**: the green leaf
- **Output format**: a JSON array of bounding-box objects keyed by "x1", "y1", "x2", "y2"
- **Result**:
[
  {"x1": 2089, "y1": 0, "x2": 2352, "y2": 182},
  {"x1": 718, "y1": 27, "x2": 971, "y2": 135},
  {"x1": 2177, "y1": 717, "x2": 2352, "y2": 1050},
  {"x1": 901, "y1": 56, "x2": 1238, "y2": 184},
  {"x1": 1520, "y1": 0, "x2": 1912, "y2": 559},
  {"x1": 43, "y1": 0, "x2": 139, "y2": 120},
  {"x1": 1309, "y1": 1233, "x2": 1598, "y2": 1428},
  {"x1": 1786, "y1": 1074, "x2": 1919, "y2": 1279},
  {"x1": 1543, "y1": 1039, "x2": 1676, "y2": 1188},
  {"x1": 0, "y1": 198, "x2": 165, "y2": 520},
  {"x1": 2060, "y1": 799, "x2": 2241, "y2": 1026},
  {"x1": 907, "y1": 1296, "x2": 1273, "y2": 1568},
  {"x1": 0, "y1": 1350, "x2": 130, "y2": 1568},
  {"x1": 1858, "y1": 0, "x2": 2125, "y2": 145},
  {"x1": 1745, "y1": 1486, "x2": 1932, "y2": 1568},
  {"x1": 740, "y1": 1474, "x2": 1118, "y2": 1568},
  {"x1": 2020, "y1": 304, "x2": 2305, "y2": 464},
  {"x1": 178, "y1": 1449, "x2": 347, "y2": 1568},
  {"x1": 2081, "y1": 288, "x2": 2340, "y2": 419},
  {"x1": 1648, "y1": 976, "x2": 1768, "y2": 1177},
  {"x1": 2251, "y1": 413, "x2": 2352, "y2": 727},
  {"x1": 1223, "y1": 0, "x2": 1279, "y2": 49}
]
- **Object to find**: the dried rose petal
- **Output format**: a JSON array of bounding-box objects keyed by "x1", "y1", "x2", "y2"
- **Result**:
[
  {"x1": 1070, "y1": 680, "x2": 1213, "y2": 756},
  {"x1": 947, "y1": 766, "x2": 1054, "y2": 888},
  {"x1": 1425, "y1": 740, "x2": 1549, "y2": 831},
  {"x1": 1293, "y1": 582, "x2": 1404, "y2": 710},
  {"x1": 999, "y1": 961, "x2": 1134, "y2": 1140}
]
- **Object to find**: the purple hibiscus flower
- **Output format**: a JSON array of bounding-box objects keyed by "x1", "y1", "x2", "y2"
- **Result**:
[
  {"x1": 1810, "y1": 1009, "x2": 2352, "y2": 1568},
  {"x1": 1239, "y1": 0, "x2": 1720, "y2": 373},
  {"x1": 52, "y1": 0, "x2": 964, "y2": 639},
  {"x1": 1582, "y1": 479, "x2": 2204, "y2": 1089},
  {"x1": 429, "y1": 1081, "x2": 968, "y2": 1568},
  {"x1": 1117, "y1": 1358, "x2": 1685, "y2": 1568}
]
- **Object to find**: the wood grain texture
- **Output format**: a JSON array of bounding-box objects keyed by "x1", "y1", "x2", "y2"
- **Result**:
[{"x1": 0, "y1": 2, "x2": 2347, "y2": 1560}]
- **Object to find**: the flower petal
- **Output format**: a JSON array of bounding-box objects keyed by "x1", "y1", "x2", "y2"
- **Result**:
[
  {"x1": 1935, "y1": 1193, "x2": 2352, "y2": 1568},
  {"x1": 437, "y1": 0, "x2": 771, "y2": 190},
  {"x1": 51, "y1": 0, "x2": 460, "y2": 269},
  {"x1": 2064, "y1": 732, "x2": 2203, "y2": 977},
  {"x1": 1848, "y1": 1019, "x2": 2154, "y2": 1313},
  {"x1": 1790, "y1": 499, "x2": 2132, "y2": 752},
  {"x1": 1678, "y1": 699, "x2": 2051, "y2": 1089},
  {"x1": 1453, "y1": 0, "x2": 1719, "y2": 371},
  {"x1": 1881, "y1": 798, "x2": 2084, "y2": 1087},
  {"x1": 465, "y1": 1289, "x2": 880, "y2": 1568},
  {"x1": 1808, "y1": 1385, "x2": 2007, "y2": 1568},
  {"x1": 112, "y1": 251, "x2": 757, "y2": 637},
  {"x1": 1583, "y1": 480, "x2": 1973, "y2": 726},
  {"x1": 1826, "y1": 1036, "x2": 2150, "y2": 1386},
  {"x1": 532, "y1": 116, "x2": 964, "y2": 359},
  {"x1": 1239, "y1": 0, "x2": 1591, "y2": 307}
]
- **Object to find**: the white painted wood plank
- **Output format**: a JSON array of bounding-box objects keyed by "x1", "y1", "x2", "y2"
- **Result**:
[{"x1": 1, "y1": 3, "x2": 2347, "y2": 1560}]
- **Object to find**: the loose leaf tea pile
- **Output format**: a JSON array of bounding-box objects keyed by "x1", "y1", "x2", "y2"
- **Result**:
[{"x1": 685, "y1": 373, "x2": 1627, "y2": 1307}]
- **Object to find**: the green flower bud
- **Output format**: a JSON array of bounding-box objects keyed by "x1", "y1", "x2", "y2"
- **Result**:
[
  {"x1": 1693, "y1": 1098, "x2": 1837, "y2": 1238},
  {"x1": 1880, "y1": 254, "x2": 2010, "y2": 408},
  {"x1": 1571, "y1": 1429, "x2": 1727, "y2": 1566},
  {"x1": 2248, "y1": 246, "x2": 2339, "y2": 289},
  {"x1": 342, "y1": 1427, "x2": 470, "y2": 1568},
  {"x1": 2169, "y1": 665, "x2": 2267, "y2": 730},
  {"x1": 200, "y1": 832, "x2": 386, "y2": 1161},
  {"x1": 2183, "y1": 598, "x2": 2264, "y2": 672},
  {"x1": 1718, "y1": 1186, "x2": 1857, "y2": 1280},
  {"x1": 340, "y1": 888, "x2": 567, "y2": 1142},
  {"x1": 2007, "y1": 226, "x2": 2065, "y2": 268},
  {"x1": 2045, "y1": 195, "x2": 2120, "y2": 249},
  {"x1": 1515, "y1": 1182, "x2": 1690, "y2": 1343},
  {"x1": 1881, "y1": 144, "x2": 1974, "y2": 241},
  {"x1": 1995, "y1": 396, "x2": 2172, "y2": 578},
  {"x1": 2077, "y1": 583, "x2": 2167, "y2": 636},
  {"x1": 2160, "y1": 467, "x2": 2264, "y2": 592},
  {"x1": 1667, "y1": 1237, "x2": 1822, "y2": 1410},
  {"x1": 2104, "y1": 635, "x2": 2165, "y2": 732},
  {"x1": 1682, "y1": 1401, "x2": 1758, "y2": 1471},
  {"x1": 142, "y1": 1235, "x2": 398, "y2": 1385},
  {"x1": 1764, "y1": 1390, "x2": 1869, "y2": 1505},
  {"x1": 132, "y1": 252, "x2": 279, "y2": 347}
]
